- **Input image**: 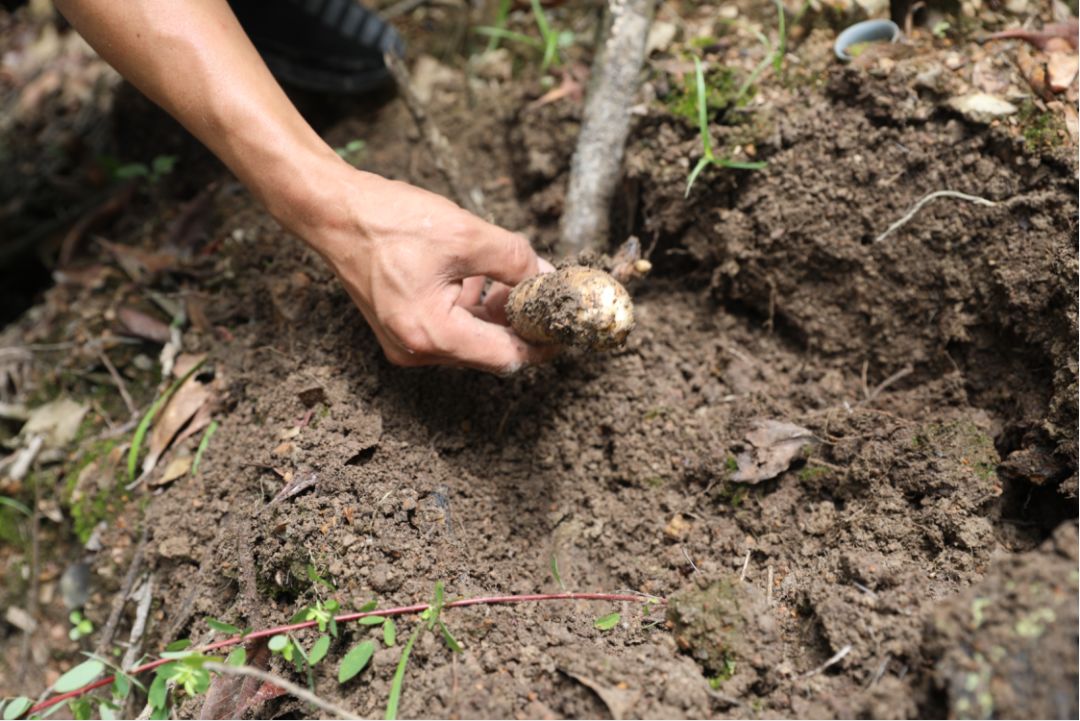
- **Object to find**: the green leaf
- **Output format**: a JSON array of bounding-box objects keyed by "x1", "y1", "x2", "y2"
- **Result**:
[
  {"x1": 383, "y1": 618, "x2": 396, "y2": 647},
  {"x1": 99, "y1": 702, "x2": 116, "y2": 721},
  {"x1": 290, "y1": 608, "x2": 313, "y2": 624},
  {"x1": 338, "y1": 640, "x2": 375, "y2": 683},
  {"x1": 128, "y1": 359, "x2": 205, "y2": 480},
  {"x1": 385, "y1": 627, "x2": 420, "y2": 720},
  {"x1": 427, "y1": 582, "x2": 446, "y2": 630},
  {"x1": 112, "y1": 673, "x2": 131, "y2": 700},
  {"x1": 268, "y1": 634, "x2": 289, "y2": 653},
  {"x1": 53, "y1": 660, "x2": 105, "y2": 693},
  {"x1": 114, "y1": 163, "x2": 149, "y2": 180},
  {"x1": 68, "y1": 698, "x2": 92, "y2": 721},
  {"x1": 356, "y1": 599, "x2": 378, "y2": 613},
  {"x1": 550, "y1": 554, "x2": 564, "y2": 591},
  {"x1": 151, "y1": 155, "x2": 177, "y2": 178},
  {"x1": 594, "y1": 612, "x2": 621, "y2": 631},
  {"x1": 693, "y1": 57, "x2": 713, "y2": 159},
  {"x1": 206, "y1": 618, "x2": 243, "y2": 636},
  {"x1": 150, "y1": 705, "x2": 169, "y2": 721},
  {"x1": 359, "y1": 615, "x2": 385, "y2": 626},
  {"x1": 439, "y1": 622, "x2": 463, "y2": 653},
  {"x1": 3, "y1": 697, "x2": 31, "y2": 720},
  {"x1": 308, "y1": 635, "x2": 331, "y2": 666},
  {"x1": 306, "y1": 564, "x2": 335, "y2": 590},
  {"x1": 685, "y1": 156, "x2": 711, "y2": 197},
  {"x1": 0, "y1": 496, "x2": 31, "y2": 516},
  {"x1": 225, "y1": 647, "x2": 246, "y2": 667},
  {"x1": 191, "y1": 421, "x2": 219, "y2": 475},
  {"x1": 148, "y1": 672, "x2": 169, "y2": 710},
  {"x1": 716, "y1": 159, "x2": 767, "y2": 171}
]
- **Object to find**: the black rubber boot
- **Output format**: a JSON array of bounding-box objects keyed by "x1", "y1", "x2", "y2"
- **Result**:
[{"x1": 229, "y1": 0, "x2": 404, "y2": 94}]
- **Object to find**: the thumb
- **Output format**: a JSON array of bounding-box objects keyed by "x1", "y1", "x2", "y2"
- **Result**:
[{"x1": 462, "y1": 223, "x2": 544, "y2": 287}]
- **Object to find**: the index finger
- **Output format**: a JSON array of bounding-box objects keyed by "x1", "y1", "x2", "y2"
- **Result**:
[{"x1": 435, "y1": 305, "x2": 557, "y2": 374}]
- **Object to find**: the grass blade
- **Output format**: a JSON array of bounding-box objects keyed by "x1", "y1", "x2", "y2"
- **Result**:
[
  {"x1": 0, "y1": 496, "x2": 31, "y2": 516},
  {"x1": 693, "y1": 58, "x2": 712, "y2": 159},
  {"x1": 485, "y1": 0, "x2": 513, "y2": 51},
  {"x1": 685, "y1": 156, "x2": 711, "y2": 197},
  {"x1": 473, "y1": 26, "x2": 543, "y2": 49},
  {"x1": 191, "y1": 420, "x2": 219, "y2": 475},
  {"x1": 717, "y1": 159, "x2": 767, "y2": 170},
  {"x1": 127, "y1": 358, "x2": 206, "y2": 481},
  {"x1": 385, "y1": 626, "x2": 420, "y2": 720}
]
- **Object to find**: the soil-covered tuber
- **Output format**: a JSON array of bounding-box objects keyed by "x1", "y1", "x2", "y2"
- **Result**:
[{"x1": 506, "y1": 267, "x2": 634, "y2": 351}]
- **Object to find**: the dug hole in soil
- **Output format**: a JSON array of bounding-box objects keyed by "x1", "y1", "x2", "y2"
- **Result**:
[{"x1": 1, "y1": 2, "x2": 1078, "y2": 719}]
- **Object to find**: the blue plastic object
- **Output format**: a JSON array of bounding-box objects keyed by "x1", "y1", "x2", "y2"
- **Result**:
[{"x1": 834, "y1": 19, "x2": 902, "y2": 61}]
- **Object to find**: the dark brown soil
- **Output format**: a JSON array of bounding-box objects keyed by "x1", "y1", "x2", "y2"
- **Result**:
[{"x1": 1, "y1": 2, "x2": 1077, "y2": 719}]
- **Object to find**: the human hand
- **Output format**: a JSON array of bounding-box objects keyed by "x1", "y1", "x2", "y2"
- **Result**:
[{"x1": 280, "y1": 161, "x2": 556, "y2": 373}]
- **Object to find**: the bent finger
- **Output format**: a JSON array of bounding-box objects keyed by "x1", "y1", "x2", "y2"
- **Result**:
[{"x1": 435, "y1": 305, "x2": 558, "y2": 374}]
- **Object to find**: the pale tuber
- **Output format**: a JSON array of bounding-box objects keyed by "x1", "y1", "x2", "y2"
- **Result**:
[{"x1": 506, "y1": 266, "x2": 634, "y2": 351}]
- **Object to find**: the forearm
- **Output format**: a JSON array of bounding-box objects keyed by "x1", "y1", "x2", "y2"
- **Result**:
[{"x1": 55, "y1": 0, "x2": 344, "y2": 232}]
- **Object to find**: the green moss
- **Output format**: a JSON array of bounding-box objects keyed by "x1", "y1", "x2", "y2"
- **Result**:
[
  {"x1": 62, "y1": 439, "x2": 130, "y2": 543},
  {"x1": 912, "y1": 421, "x2": 999, "y2": 481},
  {"x1": 708, "y1": 654, "x2": 737, "y2": 686},
  {"x1": 1015, "y1": 607, "x2": 1055, "y2": 638},
  {"x1": 797, "y1": 465, "x2": 829, "y2": 481},
  {"x1": 1018, "y1": 101, "x2": 1067, "y2": 152},
  {"x1": 664, "y1": 64, "x2": 747, "y2": 122}
]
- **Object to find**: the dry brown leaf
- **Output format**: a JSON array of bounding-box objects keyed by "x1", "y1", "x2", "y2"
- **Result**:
[
  {"x1": 142, "y1": 375, "x2": 211, "y2": 476},
  {"x1": 117, "y1": 306, "x2": 171, "y2": 344},
  {"x1": 1047, "y1": 51, "x2": 1079, "y2": 93},
  {"x1": 733, "y1": 420, "x2": 818, "y2": 484},
  {"x1": 560, "y1": 670, "x2": 640, "y2": 721},
  {"x1": 153, "y1": 455, "x2": 192, "y2": 487},
  {"x1": 199, "y1": 640, "x2": 276, "y2": 720}
]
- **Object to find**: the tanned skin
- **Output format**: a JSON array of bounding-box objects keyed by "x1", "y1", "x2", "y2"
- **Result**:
[{"x1": 56, "y1": 0, "x2": 555, "y2": 373}]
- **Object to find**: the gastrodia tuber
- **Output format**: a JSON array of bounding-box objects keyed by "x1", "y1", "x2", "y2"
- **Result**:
[{"x1": 506, "y1": 267, "x2": 634, "y2": 351}]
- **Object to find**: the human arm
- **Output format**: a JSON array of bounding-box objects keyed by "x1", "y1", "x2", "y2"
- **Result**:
[{"x1": 55, "y1": 0, "x2": 553, "y2": 373}]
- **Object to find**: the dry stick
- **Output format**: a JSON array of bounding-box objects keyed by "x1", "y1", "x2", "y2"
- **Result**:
[
  {"x1": 863, "y1": 363, "x2": 914, "y2": 404},
  {"x1": 203, "y1": 663, "x2": 356, "y2": 720},
  {"x1": 793, "y1": 644, "x2": 853, "y2": 681},
  {"x1": 560, "y1": 0, "x2": 657, "y2": 254},
  {"x1": 95, "y1": 347, "x2": 137, "y2": 418},
  {"x1": 382, "y1": 52, "x2": 486, "y2": 218},
  {"x1": 28, "y1": 592, "x2": 660, "y2": 715},
  {"x1": 95, "y1": 528, "x2": 148, "y2": 656},
  {"x1": 874, "y1": 190, "x2": 998, "y2": 243}
]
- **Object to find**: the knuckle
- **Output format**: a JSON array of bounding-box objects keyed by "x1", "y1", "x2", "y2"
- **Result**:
[{"x1": 387, "y1": 317, "x2": 436, "y2": 356}]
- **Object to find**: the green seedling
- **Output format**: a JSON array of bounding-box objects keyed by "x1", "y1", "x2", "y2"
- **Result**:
[
  {"x1": 334, "y1": 139, "x2": 366, "y2": 166},
  {"x1": 550, "y1": 554, "x2": 565, "y2": 591},
  {"x1": 112, "y1": 155, "x2": 178, "y2": 184},
  {"x1": 474, "y1": 0, "x2": 573, "y2": 72},
  {"x1": 68, "y1": 611, "x2": 94, "y2": 641},
  {"x1": 685, "y1": 57, "x2": 767, "y2": 196},
  {"x1": 594, "y1": 612, "x2": 620, "y2": 631},
  {"x1": 0, "y1": 496, "x2": 31, "y2": 516},
  {"x1": 1, "y1": 697, "x2": 32, "y2": 721},
  {"x1": 385, "y1": 581, "x2": 462, "y2": 720}
]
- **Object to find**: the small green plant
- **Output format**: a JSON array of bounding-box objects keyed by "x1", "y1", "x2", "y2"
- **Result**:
[
  {"x1": 931, "y1": 20, "x2": 951, "y2": 38},
  {"x1": 191, "y1": 421, "x2": 219, "y2": 475},
  {"x1": 685, "y1": 57, "x2": 767, "y2": 196},
  {"x1": 112, "y1": 155, "x2": 178, "y2": 184},
  {"x1": 550, "y1": 554, "x2": 565, "y2": 591},
  {"x1": 474, "y1": 0, "x2": 573, "y2": 72},
  {"x1": 334, "y1": 139, "x2": 366, "y2": 166},
  {"x1": 385, "y1": 581, "x2": 462, "y2": 720},
  {"x1": 1, "y1": 697, "x2": 32, "y2": 721},
  {"x1": 69, "y1": 611, "x2": 94, "y2": 641},
  {"x1": 594, "y1": 612, "x2": 620, "y2": 631}
]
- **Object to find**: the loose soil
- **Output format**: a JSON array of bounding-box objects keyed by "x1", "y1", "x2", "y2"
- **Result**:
[{"x1": 1, "y1": 2, "x2": 1077, "y2": 719}]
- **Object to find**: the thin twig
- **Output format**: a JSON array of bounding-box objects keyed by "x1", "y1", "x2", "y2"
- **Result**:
[
  {"x1": 28, "y1": 592, "x2": 662, "y2": 715},
  {"x1": 681, "y1": 546, "x2": 700, "y2": 575},
  {"x1": 204, "y1": 663, "x2": 356, "y2": 720},
  {"x1": 766, "y1": 565, "x2": 774, "y2": 605},
  {"x1": 739, "y1": 549, "x2": 751, "y2": 581},
  {"x1": 863, "y1": 364, "x2": 914, "y2": 404},
  {"x1": 18, "y1": 465, "x2": 42, "y2": 683},
  {"x1": 793, "y1": 644, "x2": 853, "y2": 681},
  {"x1": 382, "y1": 52, "x2": 485, "y2": 218},
  {"x1": 874, "y1": 190, "x2": 998, "y2": 243},
  {"x1": 95, "y1": 347, "x2": 137, "y2": 418},
  {"x1": 95, "y1": 529, "x2": 148, "y2": 656}
]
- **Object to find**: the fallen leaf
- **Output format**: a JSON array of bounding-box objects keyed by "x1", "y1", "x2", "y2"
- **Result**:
[
  {"x1": 560, "y1": 670, "x2": 640, "y2": 721},
  {"x1": 22, "y1": 398, "x2": 88, "y2": 448},
  {"x1": 1047, "y1": 51, "x2": 1079, "y2": 93},
  {"x1": 98, "y1": 238, "x2": 177, "y2": 284},
  {"x1": 117, "y1": 306, "x2": 172, "y2": 344},
  {"x1": 732, "y1": 420, "x2": 818, "y2": 484},
  {"x1": 271, "y1": 471, "x2": 318, "y2": 504},
  {"x1": 948, "y1": 92, "x2": 1018, "y2": 121},
  {"x1": 199, "y1": 639, "x2": 275, "y2": 720},
  {"x1": 143, "y1": 375, "x2": 211, "y2": 476},
  {"x1": 152, "y1": 455, "x2": 192, "y2": 486}
]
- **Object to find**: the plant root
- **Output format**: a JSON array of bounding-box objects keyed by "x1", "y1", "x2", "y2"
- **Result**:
[{"x1": 506, "y1": 266, "x2": 635, "y2": 351}]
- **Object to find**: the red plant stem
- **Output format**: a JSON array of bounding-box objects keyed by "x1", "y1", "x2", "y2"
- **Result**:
[{"x1": 27, "y1": 591, "x2": 662, "y2": 715}]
